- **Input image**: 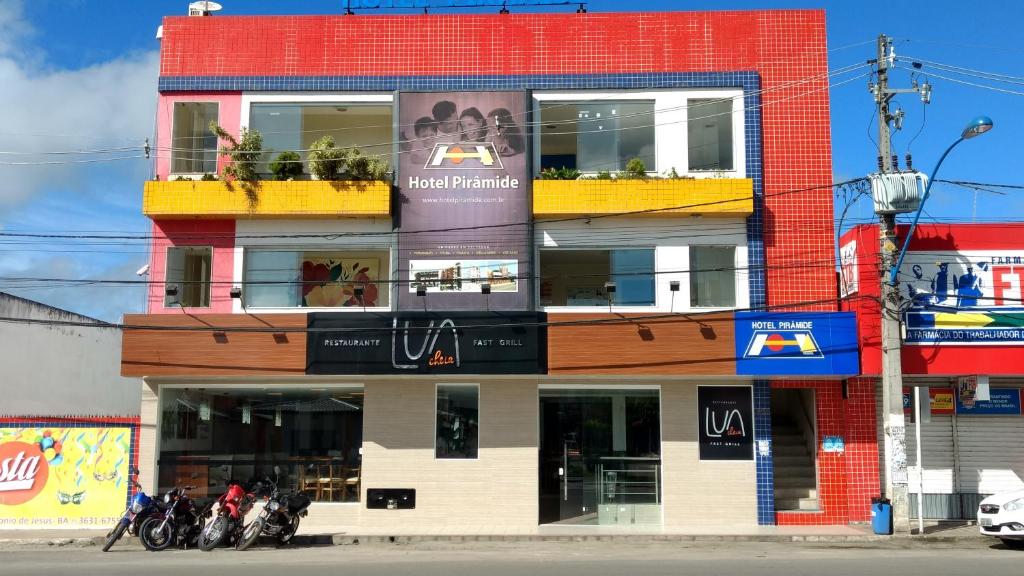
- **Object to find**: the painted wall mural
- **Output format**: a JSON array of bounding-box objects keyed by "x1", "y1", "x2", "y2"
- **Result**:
[
  {"x1": 301, "y1": 254, "x2": 381, "y2": 308},
  {"x1": 900, "y1": 250, "x2": 1024, "y2": 344},
  {"x1": 0, "y1": 426, "x2": 132, "y2": 528}
]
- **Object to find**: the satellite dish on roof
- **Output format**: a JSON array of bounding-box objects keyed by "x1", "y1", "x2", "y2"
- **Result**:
[{"x1": 188, "y1": 1, "x2": 222, "y2": 16}]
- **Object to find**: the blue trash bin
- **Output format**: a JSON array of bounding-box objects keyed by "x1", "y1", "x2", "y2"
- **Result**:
[{"x1": 871, "y1": 497, "x2": 893, "y2": 535}]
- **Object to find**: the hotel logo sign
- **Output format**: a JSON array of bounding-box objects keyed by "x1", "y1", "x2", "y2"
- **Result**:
[
  {"x1": 734, "y1": 312, "x2": 858, "y2": 376},
  {"x1": 425, "y1": 143, "x2": 504, "y2": 170},
  {"x1": 743, "y1": 330, "x2": 823, "y2": 359}
]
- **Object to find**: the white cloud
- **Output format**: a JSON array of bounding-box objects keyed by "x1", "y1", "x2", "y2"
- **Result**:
[
  {"x1": 0, "y1": 0, "x2": 159, "y2": 207},
  {"x1": 0, "y1": 0, "x2": 157, "y2": 319}
]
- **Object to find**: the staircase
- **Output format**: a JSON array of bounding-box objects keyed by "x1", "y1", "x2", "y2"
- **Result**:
[{"x1": 772, "y1": 419, "x2": 818, "y2": 512}]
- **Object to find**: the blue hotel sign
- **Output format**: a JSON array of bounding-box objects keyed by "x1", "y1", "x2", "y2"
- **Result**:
[{"x1": 734, "y1": 312, "x2": 859, "y2": 376}]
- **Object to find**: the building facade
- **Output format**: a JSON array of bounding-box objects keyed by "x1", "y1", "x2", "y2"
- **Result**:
[
  {"x1": 842, "y1": 223, "x2": 1024, "y2": 520},
  {"x1": 121, "y1": 9, "x2": 872, "y2": 533},
  {"x1": 0, "y1": 293, "x2": 140, "y2": 529}
]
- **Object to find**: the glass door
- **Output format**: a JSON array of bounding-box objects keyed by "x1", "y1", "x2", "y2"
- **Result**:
[{"x1": 538, "y1": 388, "x2": 661, "y2": 525}]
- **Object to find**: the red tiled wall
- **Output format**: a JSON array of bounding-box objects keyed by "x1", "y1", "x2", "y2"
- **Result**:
[
  {"x1": 159, "y1": 11, "x2": 836, "y2": 308},
  {"x1": 842, "y1": 377, "x2": 879, "y2": 522},
  {"x1": 772, "y1": 379, "x2": 876, "y2": 525}
]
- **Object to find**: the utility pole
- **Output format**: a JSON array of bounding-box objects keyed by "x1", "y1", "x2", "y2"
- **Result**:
[{"x1": 873, "y1": 33, "x2": 911, "y2": 533}]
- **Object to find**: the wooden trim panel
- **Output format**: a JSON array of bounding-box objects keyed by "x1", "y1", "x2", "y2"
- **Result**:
[
  {"x1": 547, "y1": 313, "x2": 736, "y2": 375},
  {"x1": 121, "y1": 314, "x2": 307, "y2": 377}
]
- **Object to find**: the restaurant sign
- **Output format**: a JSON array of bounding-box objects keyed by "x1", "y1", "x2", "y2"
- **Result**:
[{"x1": 306, "y1": 312, "x2": 545, "y2": 375}]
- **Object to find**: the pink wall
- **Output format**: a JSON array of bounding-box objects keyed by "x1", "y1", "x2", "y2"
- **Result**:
[
  {"x1": 148, "y1": 219, "x2": 236, "y2": 314},
  {"x1": 156, "y1": 93, "x2": 241, "y2": 180}
]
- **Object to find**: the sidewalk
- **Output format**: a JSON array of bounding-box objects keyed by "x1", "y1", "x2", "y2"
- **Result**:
[{"x1": 0, "y1": 521, "x2": 988, "y2": 549}]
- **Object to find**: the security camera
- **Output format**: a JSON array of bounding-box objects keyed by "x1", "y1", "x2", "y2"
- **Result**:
[{"x1": 136, "y1": 264, "x2": 150, "y2": 276}]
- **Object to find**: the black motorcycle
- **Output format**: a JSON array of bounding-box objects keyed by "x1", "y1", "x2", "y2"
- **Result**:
[
  {"x1": 101, "y1": 467, "x2": 161, "y2": 552},
  {"x1": 138, "y1": 485, "x2": 212, "y2": 551},
  {"x1": 235, "y1": 467, "x2": 311, "y2": 551}
]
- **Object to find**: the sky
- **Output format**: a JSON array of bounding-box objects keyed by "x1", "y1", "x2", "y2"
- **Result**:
[{"x1": 0, "y1": 0, "x2": 1022, "y2": 320}]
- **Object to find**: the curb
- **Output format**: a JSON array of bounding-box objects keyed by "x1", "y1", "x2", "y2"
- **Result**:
[{"x1": 0, "y1": 533, "x2": 989, "y2": 549}]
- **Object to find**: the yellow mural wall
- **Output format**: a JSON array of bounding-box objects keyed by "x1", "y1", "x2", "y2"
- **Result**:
[{"x1": 0, "y1": 426, "x2": 132, "y2": 529}]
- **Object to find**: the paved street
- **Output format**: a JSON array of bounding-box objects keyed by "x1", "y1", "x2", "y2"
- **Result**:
[{"x1": 2, "y1": 541, "x2": 1021, "y2": 576}]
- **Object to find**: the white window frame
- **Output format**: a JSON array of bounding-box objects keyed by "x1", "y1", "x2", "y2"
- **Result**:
[
  {"x1": 434, "y1": 383, "x2": 481, "y2": 461},
  {"x1": 537, "y1": 246, "x2": 660, "y2": 312},
  {"x1": 687, "y1": 245, "x2": 742, "y2": 310},
  {"x1": 532, "y1": 89, "x2": 745, "y2": 179},
  {"x1": 164, "y1": 245, "x2": 213, "y2": 310},
  {"x1": 535, "y1": 238, "x2": 750, "y2": 314},
  {"x1": 169, "y1": 101, "x2": 220, "y2": 178},
  {"x1": 238, "y1": 246, "x2": 393, "y2": 313}
]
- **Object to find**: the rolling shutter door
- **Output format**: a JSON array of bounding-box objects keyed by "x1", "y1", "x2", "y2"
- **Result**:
[
  {"x1": 956, "y1": 415, "x2": 1024, "y2": 496},
  {"x1": 907, "y1": 415, "x2": 958, "y2": 518}
]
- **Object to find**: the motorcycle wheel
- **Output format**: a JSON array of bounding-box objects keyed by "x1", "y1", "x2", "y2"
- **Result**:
[
  {"x1": 138, "y1": 517, "x2": 174, "y2": 552},
  {"x1": 235, "y1": 518, "x2": 264, "y2": 551},
  {"x1": 101, "y1": 520, "x2": 128, "y2": 552},
  {"x1": 276, "y1": 516, "x2": 300, "y2": 545},
  {"x1": 198, "y1": 516, "x2": 230, "y2": 552}
]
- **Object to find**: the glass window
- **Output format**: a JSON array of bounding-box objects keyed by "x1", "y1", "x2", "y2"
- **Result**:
[
  {"x1": 540, "y1": 102, "x2": 655, "y2": 173},
  {"x1": 539, "y1": 249, "x2": 655, "y2": 307},
  {"x1": 436, "y1": 385, "x2": 479, "y2": 459},
  {"x1": 689, "y1": 246, "x2": 736, "y2": 308},
  {"x1": 165, "y1": 246, "x2": 211, "y2": 308},
  {"x1": 158, "y1": 387, "x2": 364, "y2": 502},
  {"x1": 249, "y1": 103, "x2": 392, "y2": 177},
  {"x1": 171, "y1": 102, "x2": 218, "y2": 174},
  {"x1": 243, "y1": 249, "x2": 389, "y2": 308},
  {"x1": 687, "y1": 99, "x2": 734, "y2": 171}
]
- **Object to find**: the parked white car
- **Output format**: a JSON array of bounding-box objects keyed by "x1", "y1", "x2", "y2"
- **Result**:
[{"x1": 978, "y1": 489, "x2": 1024, "y2": 548}]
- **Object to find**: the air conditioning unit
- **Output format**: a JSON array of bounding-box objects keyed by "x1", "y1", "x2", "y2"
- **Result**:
[
  {"x1": 870, "y1": 171, "x2": 927, "y2": 214},
  {"x1": 188, "y1": 1, "x2": 222, "y2": 16}
]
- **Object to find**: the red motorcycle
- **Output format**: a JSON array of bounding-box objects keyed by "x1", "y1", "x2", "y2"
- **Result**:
[{"x1": 198, "y1": 482, "x2": 255, "y2": 551}]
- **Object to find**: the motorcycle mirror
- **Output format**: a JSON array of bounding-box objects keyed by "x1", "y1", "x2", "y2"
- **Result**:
[{"x1": 273, "y1": 465, "x2": 281, "y2": 477}]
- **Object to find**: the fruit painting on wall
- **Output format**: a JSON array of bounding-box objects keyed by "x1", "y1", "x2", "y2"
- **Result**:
[{"x1": 301, "y1": 254, "x2": 381, "y2": 308}]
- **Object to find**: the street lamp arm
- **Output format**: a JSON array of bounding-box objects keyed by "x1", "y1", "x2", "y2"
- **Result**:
[{"x1": 887, "y1": 137, "x2": 964, "y2": 286}]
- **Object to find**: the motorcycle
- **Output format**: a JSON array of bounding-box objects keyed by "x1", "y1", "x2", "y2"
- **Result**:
[
  {"x1": 235, "y1": 467, "x2": 311, "y2": 551},
  {"x1": 102, "y1": 467, "x2": 161, "y2": 552},
  {"x1": 198, "y1": 481, "x2": 256, "y2": 551},
  {"x1": 138, "y1": 485, "x2": 212, "y2": 551}
]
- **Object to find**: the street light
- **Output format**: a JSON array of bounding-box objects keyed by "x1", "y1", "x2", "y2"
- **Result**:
[{"x1": 888, "y1": 115, "x2": 993, "y2": 285}]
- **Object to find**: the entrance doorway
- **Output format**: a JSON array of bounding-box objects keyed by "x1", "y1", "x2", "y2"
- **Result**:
[
  {"x1": 538, "y1": 388, "x2": 661, "y2": 525},
  {"x1": 770, "y1": 389, "x2": 819, "y2": 512}
]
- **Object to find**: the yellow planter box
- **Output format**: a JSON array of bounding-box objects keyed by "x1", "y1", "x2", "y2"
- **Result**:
[
  {"x1": 143, "y1": 180, "x2": 391, "y2": 219},
  {"x1": 532, "y1": 178, "x2": 754, "y2": 217}
]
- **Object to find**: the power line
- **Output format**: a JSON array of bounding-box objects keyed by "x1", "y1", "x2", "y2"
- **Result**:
[
  {"x1": 0, "y1": 178, "x2": 863, "y2": 243},
  {"x1": 894, "y1": 65, "x2": 1024, "y2": 97},
  {"x1": 0, "y1": 257, "x2": 845, "y2": 289},
  {"x1": 0, "y1": 64, "x2": 869, "y2": 164},
  {"x1": 0, "y1": 294, "x2": 875, "y2": 334}
]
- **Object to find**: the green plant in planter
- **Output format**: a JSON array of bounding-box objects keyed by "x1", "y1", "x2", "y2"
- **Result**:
[
  {"x1": 539, "y1": 166, "x2": 582, "y2": 180},
  {"x1": 664, "y1": 167, "x2": 693, "y2": 180},
  {"x1": 200, "y1": 173, "x2": 218, "y2": 181},
  {"x1": 341, "y1": 147, "x2": 390, "y2": 181},
  {"x1": 309, "y1": 136, "x2": 389, "y2": 181},
  {"x1": 209, "y1": 122, "x2": 263, "y2": 182},
  {"x1": 619, "y1": 157, "x2": 649, "y2": 180},
  {"x1": 594, "y1": 170, "x2": 614, "y2": 180},
  {"x1": 307, "y1": 135, "x2": 346, "y2": 180},
  {"x1": 269, "y1": 151, "x2": 303, "y2": 181}
]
